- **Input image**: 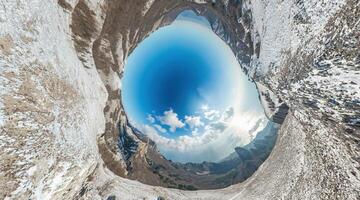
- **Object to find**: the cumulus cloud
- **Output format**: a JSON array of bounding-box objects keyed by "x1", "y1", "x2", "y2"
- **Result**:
[
  {"x1": 201, "y1": 104, "x2": 209, "y2": 111},
  {"x1": 184, "y1": 115, "x2": 204, "y2": 129},
  {"x1": 204, "y1": 109, "x2": 220, "y2": 120},
  {"x1": 159, "y1": 109, "x2": 185, "y2": 132},
  {"x1": 138, "y1": 106, "x2": 269, "y2": 163},
  {"x1": 141, "y1": 125, "x2": 161, "y2": 140},
  {"x1": 147, "y1": 114, "x2": 155, "y2": 123},
  {"x1": 140, "y1": 114, "x2": 268, "y2": 163},
  {"x1": 209, "y1": 121, "x2": 228, "y2": 132},
  {"x1": 154, "y1": 124, "x2": 166, "y2": 133},
  {"x1": 191, "y1": 128, "x2": 199, "y2": 136},
  {"x1": 223, "y1": 107, "x2": 234, "y2": 120}
]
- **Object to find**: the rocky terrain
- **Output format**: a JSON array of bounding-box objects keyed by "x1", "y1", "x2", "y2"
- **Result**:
[
  {"x1": 129, "y1": 121, "x2": 279, "y2": 190},
  {"x1": 0, "y1": 0, "x2": 359, "y2": 199}
]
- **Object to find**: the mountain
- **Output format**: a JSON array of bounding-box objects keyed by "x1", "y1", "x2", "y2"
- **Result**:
[{"x1": 0, "y1": 0, "x2": 359, "y2": 199}]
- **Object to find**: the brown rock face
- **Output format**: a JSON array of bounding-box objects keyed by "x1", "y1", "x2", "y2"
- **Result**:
[
  {"x1": 69, "y1": 0, "x2": 267, "y2": 190},
  {"x1": 69, "y1": 0, "x2": 360, "y2": 197},
  {"x1": 1, "y1": 0, "x2": 359, "y2": 199}
]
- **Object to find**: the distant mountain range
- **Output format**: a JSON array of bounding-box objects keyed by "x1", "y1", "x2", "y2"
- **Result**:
[{"x1": 123, "y1": 121, "x2": 279, "y2": 190}]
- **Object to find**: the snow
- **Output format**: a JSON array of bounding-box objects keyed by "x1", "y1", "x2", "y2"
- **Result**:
[
  {"x1": 250, "y1": 0, "x2": 346, "y2": 78},
  {"x1": 1, "y1": 0, "x2": 359, "y2": 199},
  {"x1": 27, "y1": 165, "x2": 37, "y2": 177},
  {"x1": 0, "y1": 0, "x2": 106, "y2": 198}
]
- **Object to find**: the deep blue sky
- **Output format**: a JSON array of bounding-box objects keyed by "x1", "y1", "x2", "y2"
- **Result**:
[
  {"x1": 121, "y1": 11, "x2": 268, "y2": 162},
  {"x1": 122, "y1": 14, "x2": 263, "y2": 142},
  {"x1": 122, "y1": 21, "x2": 246, "y2": 137},
  {"x1": 124, "y1": 31, "x2": 217, "y2": 118}
]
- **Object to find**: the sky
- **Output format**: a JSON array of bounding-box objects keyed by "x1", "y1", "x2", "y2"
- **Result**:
[{"x1": 121, "y1": 10, "x2": 268, "y2": 163}]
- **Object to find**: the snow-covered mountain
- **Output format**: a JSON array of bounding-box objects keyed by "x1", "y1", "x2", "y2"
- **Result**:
[{"x1": 0, "y1": 0, "x2": 359, "y2": 199}]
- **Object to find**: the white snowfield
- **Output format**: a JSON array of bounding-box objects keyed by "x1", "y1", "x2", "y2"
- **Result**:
[{"x1": 0, "y1": 0, "x2": 359, "y2": 200}]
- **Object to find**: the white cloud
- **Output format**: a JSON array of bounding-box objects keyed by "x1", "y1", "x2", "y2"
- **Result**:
[
  {"x1": 137, "y1": 106, "x2": 269, "y2": 163},
  {"x1": 147, "y1": 114, "x2": 155, "y2": 123},
  {"x1": 223, "y1": 107, "x2": 234, "y2": 120},
  {"x1": 184, "y1": 115, "x2": 204, "y2": 129},
  {"x1": 153, "y1": 124, "x2": 166, "y2": 133},
  {"x1": 191, "y1": 128, "x2": 199, "y2": 136},
  {"x1": 141, "y1": 125, "x2": 162, "y2": 140},
  {"x1": 209, "y1": 121, "x2": 228, "y2": 132},
  {"x1": 159, "y1": 109, "x2": 185, "y2": 132},
  {"x1": 201, "y1": 104, "x2": 209, "y2": 110},
  {"x1": 204, "y1": 109, "x2": 220, "y2": 120}
]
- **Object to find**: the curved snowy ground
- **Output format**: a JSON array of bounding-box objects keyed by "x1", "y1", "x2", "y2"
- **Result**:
[{"x1": 0, "y1": 0, "x2": 359, "y2": 199}]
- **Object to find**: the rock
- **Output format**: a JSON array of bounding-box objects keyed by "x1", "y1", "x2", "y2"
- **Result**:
[
  {"x1": 107, "y1": 195, "x2": 116, "y2": 200},
  {"x1": 0, "y1": 0, "x2": 359, "y2": 199}
]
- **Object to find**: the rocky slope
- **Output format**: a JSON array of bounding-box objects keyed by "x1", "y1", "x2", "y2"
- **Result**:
[{"x1": 0, "y1": 0, "x2": 359, "y2": 199}]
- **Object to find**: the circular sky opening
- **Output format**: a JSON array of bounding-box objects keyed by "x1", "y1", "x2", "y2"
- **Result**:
[{"x1": 122, "y1": 11, "x2": 269, "y2": 163}]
